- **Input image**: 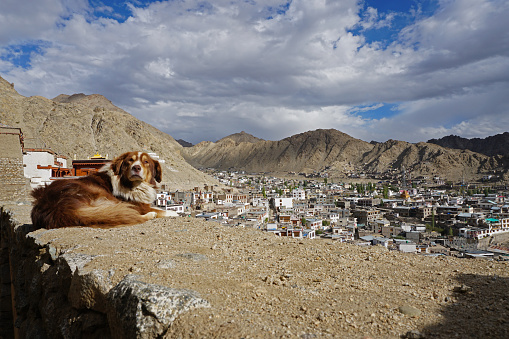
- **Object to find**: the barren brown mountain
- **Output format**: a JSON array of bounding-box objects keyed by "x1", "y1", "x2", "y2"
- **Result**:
[
  {"x1": 183, "y1": 129, "x2": 509, "y2": 182},
  {"x1": 0, "y1": 76, "x2": 216, "y2": 190},
  {"x1": 360, "y1": 140, "x2": 506, "y2": 182},
  {"x1": 183, "y1": 129, "x2": 373, "y2": 174}
]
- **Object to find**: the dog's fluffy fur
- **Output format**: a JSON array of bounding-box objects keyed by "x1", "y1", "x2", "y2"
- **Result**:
[{"x1": 31, "y1": 151, "x2": 176, "y2": 229}]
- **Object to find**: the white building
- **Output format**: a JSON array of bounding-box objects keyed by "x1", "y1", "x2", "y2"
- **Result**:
[
  {"x1": 331, "y1": 227, "x2": 354, "y2": 242},
  {"x1": 397, "y1": 242, "x2": 417, "y2": 253},
  {"x1": 305, "y1": 218, "x2": 322, "y2": 230},
  {"x1": 292, "y1": 188, "x2": 306, "y2": 200},
  {"x1": 273, "y1": 197, "x2": 293, "y2": 209},
  {"x1": 166, "y1": 204, "x2": 184, "y2": 214},
  {"x1": 23, "y1": 149, "x2": 69, "y2": 188}
]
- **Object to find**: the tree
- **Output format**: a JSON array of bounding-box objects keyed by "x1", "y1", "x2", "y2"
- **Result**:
[
  {"x1": 370, "y1": 182, "x2": 376, "y2": 192},
  {"x1": 301, "y1": 217, "x2": 307, "y2": 227},
  {"x1": 262, "y1": 186, "x2": 266, "y2": 198},
  {"x1": 383, "y1": 185, "x2": 389, "y2": 199},
  {"x1": 484, "y1": 187, "x2": 490, "y2": 197},
  {"x1": 357, "y1": 183, "x2": 365, "y2": 194}
]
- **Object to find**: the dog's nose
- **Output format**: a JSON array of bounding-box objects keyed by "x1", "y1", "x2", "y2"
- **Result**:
[{"x1": 132, "y1": 165, "x2": 141, "y2": 173}]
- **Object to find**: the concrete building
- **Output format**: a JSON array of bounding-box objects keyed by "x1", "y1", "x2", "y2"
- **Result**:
[
  {"x1": 273, "y1": 197, "x2": 293, "y2": 209},
  {"x1": 292, "y1": 188, "x2": 306, "y2": 200},
  {"x1": 24, "y1": 148, "x2": 71, "y2": 188}
]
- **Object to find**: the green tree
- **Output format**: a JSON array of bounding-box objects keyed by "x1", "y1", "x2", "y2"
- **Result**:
[
  {"x1": 448, "y1": 226, "x2": 454, "y2": 236},
  {"x1": 383, "y1": 185, "x2": 389, "y2": 199},
  {"x1": 368, "y1": 182, "x2": 376, "y2": 193},
  {"x1": 356, "y1": 183, "x2": 362, "y2": 194}
]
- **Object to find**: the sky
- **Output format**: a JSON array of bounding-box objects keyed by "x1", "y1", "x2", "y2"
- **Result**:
[{"x1": 1, "y1": 0, "x2": 508, "y2": 145}]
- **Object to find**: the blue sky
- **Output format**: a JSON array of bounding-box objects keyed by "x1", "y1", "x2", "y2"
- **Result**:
[{"x1": 1, "y1": 0, "x2": 508, "y2": 144}]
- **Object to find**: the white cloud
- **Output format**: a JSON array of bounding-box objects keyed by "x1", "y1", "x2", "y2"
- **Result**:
[{"x1": 0, "y1": 0, "x2": 508, "y2": 144}]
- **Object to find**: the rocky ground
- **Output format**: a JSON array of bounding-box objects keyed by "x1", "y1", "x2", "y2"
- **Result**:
[{"x1": 6, "y1": 201, "x2": 507, "y2": 339}]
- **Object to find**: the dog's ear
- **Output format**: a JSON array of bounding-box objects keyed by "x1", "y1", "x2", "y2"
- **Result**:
[
  {"x1": 154, "y1": 160, "x2": 162, "y2": 183},
  {"x1": 111, "y1": 153, "x2": 129, "y2": 175}
]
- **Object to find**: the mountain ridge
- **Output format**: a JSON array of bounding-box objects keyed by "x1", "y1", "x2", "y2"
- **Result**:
[
  {"x1": 428, "y1": 133, "x2": 509, "y2": 157},
  {"x1": 182, "y1": 129, "x2": 509, "y2": 182}
]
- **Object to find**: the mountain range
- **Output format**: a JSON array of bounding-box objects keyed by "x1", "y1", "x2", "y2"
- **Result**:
[
  {"x1": 1, "y1": 75, "x2": 507, "y2": 184},
  {"x1": 182, "y1": 130, "x2": 509, "y2": 182}
]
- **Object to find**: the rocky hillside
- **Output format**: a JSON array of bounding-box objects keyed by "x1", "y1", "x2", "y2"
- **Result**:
[
  {"x1": 183, "y1": 129, "x2": 509, "y2": 182},
  {"x1": 360, "y1": 140, "x2": 506, "y2": 182},
  {"x1": 0, "y1": 76, "x2": 217, "y2": 190},
  {"x1": 428, "y1": 133, "x2": 509, "y2": 157}
]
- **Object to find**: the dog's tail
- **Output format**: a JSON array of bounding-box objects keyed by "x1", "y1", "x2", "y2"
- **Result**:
[{"x1": 73, "y1": 198, "x2": 155, "y2": 228}]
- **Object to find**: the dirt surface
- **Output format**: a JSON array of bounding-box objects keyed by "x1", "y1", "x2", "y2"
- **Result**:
[{"x1": 19, "y1": 212, "x2": 508, "y2": 339}]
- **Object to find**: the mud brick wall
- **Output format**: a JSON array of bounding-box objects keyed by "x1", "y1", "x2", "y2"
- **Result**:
[{"x1": 0, "y1": 133, "x2": 29, "y2": 203}]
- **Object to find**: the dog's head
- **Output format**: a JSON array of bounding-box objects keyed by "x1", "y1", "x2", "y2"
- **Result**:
[{"x1": 110, "y1": 152, "x2": 162, "y2": 185}]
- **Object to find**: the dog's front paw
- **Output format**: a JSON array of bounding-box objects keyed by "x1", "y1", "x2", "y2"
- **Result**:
[{"x1": 143, "y1": 211, "x2": 158, "y2": 220}]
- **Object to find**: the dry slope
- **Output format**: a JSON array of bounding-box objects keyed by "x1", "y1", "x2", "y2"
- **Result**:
[
  {"x1": 360, "y1": 139, "x2": 506, "y2": 182},
  {"x1": 0, "y1": 76, "x2": 217, "y2": 190}
]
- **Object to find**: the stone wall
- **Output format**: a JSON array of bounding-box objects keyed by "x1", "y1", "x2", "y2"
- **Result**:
[
  {"x1": 0, "y1": 208, "x2": 15, "y2": 339},
  {"x1": 0, "y1": 131, "x2": 30, "y2": 203},
  {"x1": 0, "y1": 209, "x2": 210, "y2": 338}
]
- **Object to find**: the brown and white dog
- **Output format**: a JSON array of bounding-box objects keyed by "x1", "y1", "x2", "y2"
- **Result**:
[{"x1": 31, "y1": 151, "x2": 176, "y2": 229}]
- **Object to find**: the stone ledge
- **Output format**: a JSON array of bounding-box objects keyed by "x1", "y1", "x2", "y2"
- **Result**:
[{"x1": 2, "y1": 206, "x2": 509, "y2": 338}]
